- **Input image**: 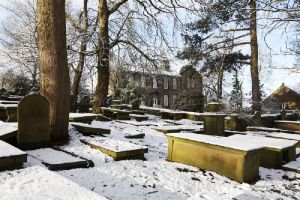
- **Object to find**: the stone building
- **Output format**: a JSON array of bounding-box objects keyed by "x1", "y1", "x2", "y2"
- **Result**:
[
  {"x1": 263, "y1": 83, "x2": 300, "y2": 111},
  {"x1": 113, "y1": 61, "x2": 203, "y2": 110}
]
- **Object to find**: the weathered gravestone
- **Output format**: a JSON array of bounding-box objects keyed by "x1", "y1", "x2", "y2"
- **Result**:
[
  {"x1": 70, "y1": 94, "x2": 78, "y2": 112},
  {"x1": 78, "y1": 95, "x2": 90, "y2": 113},
  {"x1": 131, "y1": 99, "x2": 140, "y2": 110},
  {"x1": 17, "y1": 94, "x2": 50, "y2": 147}
]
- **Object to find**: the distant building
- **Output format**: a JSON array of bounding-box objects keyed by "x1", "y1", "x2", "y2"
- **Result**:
[
  {"x1": 262, "y1": 83, "x2": 300, "y2": 111},
  {"x1": 113, "y1": 60, "x2": 203, "y2": 109}
]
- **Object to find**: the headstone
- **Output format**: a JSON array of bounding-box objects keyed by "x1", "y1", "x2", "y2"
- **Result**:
[
  {"x1": 131, "y1": 99, "x2": 140, "y2": 110},
  {"x1": 203, "y1": 113, "x2": 227, "y2": 136},
  {"x1": 17, "y1": 94, "x2": 50, "y2": 147},
  {"x1": 78, "y1": 95, "x2": 90, "y2": 113}
]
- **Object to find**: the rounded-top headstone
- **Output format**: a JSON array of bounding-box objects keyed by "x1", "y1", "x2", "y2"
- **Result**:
[
  {"x1": 78, "y1": 95, "x2": 90, "y2": 113},
  {"x1": 132, "y1": 99, "x2": 140, "y2": 110},
  {"x1": 17, "y1": 94, "x2": 50, "y2": 146}
]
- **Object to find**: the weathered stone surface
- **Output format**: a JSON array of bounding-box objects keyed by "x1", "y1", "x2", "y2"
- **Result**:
[
  {"x1": 78, "y1": 95, "x2": 90, "y2": 113},
  {"x1": 0, "y1": 140, "x2": 27, "y2": 171},
  {"x1": 0, "y1": 104, "x2": 18, "y2": 122},
  {"x1": 72, "y1": 123, "x2": 111, "y2": 135},
  {"x1": 203, "y1": 113, "x2": 227, "y2": 136},
  {"x1": 0, "y1": 124, "x2": 18, "y2": 141},
  {"x1": 129, "y1": 114, "x2": 149, "y2": 122},
  {"x1": 81, "y1": 139, "x2": 148, "y2": 161},
  {"x1": 28, "y1": 148, "x2": 94, "y2": 171},
  {"x1": 206, "y1": 102, "x2": 222, "y2": 112},
  {"x1": 275, "y1": 120, "x2": 300, "y2": 131},
  {"x1": 17, "y1": 94, "x2": 50, "y2": 147},
  {"x1": 167, "y1": 134, "x2": 260, "y2": 183}
]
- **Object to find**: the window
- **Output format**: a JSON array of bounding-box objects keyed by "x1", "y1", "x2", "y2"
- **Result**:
[
  {"x1": 164, "y1": 77, "x2": 168, "y2": 89},
  {"x1": 173, "y1": 78, "x2": 177, "y2": 89},
  {"x1": 172, "y1": 95, "x2": 177, "y2": 104},
  {"x1": 141, "y1": 76, "x2": 146, "y2": 87},
  {"x1": 164, "y1": 95, "x2": 169, "y2": 106},
  {"x1": 153, "y1": 77, "x2": 157, "y2": 89}
]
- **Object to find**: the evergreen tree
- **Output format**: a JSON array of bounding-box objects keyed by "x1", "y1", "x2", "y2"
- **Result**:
[{"x1": 229, "y1": 70, "x2": 243, "y2": 112}]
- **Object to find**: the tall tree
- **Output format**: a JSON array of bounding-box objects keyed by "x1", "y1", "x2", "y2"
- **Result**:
[
  {"x1": 178, "y1": 0, "x2": 262, "y2": 115},
  {"x1": 36, "y1": 0, "x2": 70, "y2": 141}
]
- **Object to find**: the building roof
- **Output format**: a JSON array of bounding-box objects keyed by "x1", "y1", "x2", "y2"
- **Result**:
[{"x1": 263, "y1": 83, "x2": 300, "y2": 110}]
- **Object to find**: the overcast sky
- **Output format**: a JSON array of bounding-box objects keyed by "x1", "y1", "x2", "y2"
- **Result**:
[{"x1": 0, "y1": 0, "x2": 299, "y2": 97}]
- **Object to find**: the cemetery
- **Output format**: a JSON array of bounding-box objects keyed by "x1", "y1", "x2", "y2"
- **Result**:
[
  {"x1": 0, "y1": 93, "x2": 300, "y2": 199},
  {"x1": 0, "y1": 0, "x2": 300, "y2": 199}
]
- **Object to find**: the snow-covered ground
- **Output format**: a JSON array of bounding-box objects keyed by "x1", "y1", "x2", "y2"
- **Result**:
[{"x1": 1, "y1": 115, "x2": 300, "y2": 200}]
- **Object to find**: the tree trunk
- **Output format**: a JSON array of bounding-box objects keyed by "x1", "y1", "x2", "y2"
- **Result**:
[
  {"x1": 36, "y1": 0, "x2": 70, "y2": 141},
  {"x1": 70, "y1": 0, "x2": 89, "y2": 106},
  {"x1": 93, "y1": 0, "x2": 110, "y2": 113},
  {"x1": 216, "y1": 69, "x2": 224, "y2": 101},
  {"x1": 250, "y1": 0, "x2": 261, "y2": 116}
]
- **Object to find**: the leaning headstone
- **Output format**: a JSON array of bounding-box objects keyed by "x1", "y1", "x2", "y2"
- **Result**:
[
  {"x1": 132, "y1": 99, "x2": 140, "y2": 110},
  {"x1": 17, "y1": 94, "x2": 50, "y2": 148},
  {"x1": 78, "y1": 95, "x2": 90, "y2": 113}
]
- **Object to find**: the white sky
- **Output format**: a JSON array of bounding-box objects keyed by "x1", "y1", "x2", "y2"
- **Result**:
[{"x1": 0, "y1": 0, "x2": 299, "y2": 97}]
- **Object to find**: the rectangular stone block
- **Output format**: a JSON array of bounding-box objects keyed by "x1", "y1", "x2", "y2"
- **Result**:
[
  {"x1": 203, "y1": 113, "x2": 227, "y2": 136},
  {"x1": 167, "y1": 133, "x2": 260, "y2": 183},
  {"x1": 129, "y1": 114, "x2": 149, "y2": 122},
  {"x1": 71, "y1": 123, "x2": 111, "y2": 135},
  {"x1": 81, "y1": 138, "x2": 148, "y2": 161},
  {"x1": 0, "y1": 104, "x2": 18, "y2": 122},
  {"x1": 0, "y1": 140, "x2": 27, "y2": 171},
  {"x1": 229, "y1": 135, "x2": 297, "y2": 168},
  {"x1": 28, "y1": 148, "x2": 93, "y2": 171},
  {"x1": 275, "y1": 120, "x2": 300, "y2": 131},
  {"x1": 267, "y1": 133, "x2": 300, "y2": 148},
  {"x1": 0, "y1": 124, "x2": 18, "y2": 141},
  {"x1": 69, "y1": 113, "x2": 102, "y2": 124}
]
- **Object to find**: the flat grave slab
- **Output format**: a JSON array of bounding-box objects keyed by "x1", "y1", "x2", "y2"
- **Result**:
[
  {"x1": 154, "y1": 125, "x2": 198, "y2": 134},
  {"x1": 297, "y1": 148, "x2": 300, "y2": 157},
  {"x1": 124, "y1": 132, "x2": 145, "y2": 139},
  {"x1": 160, "y1": 110, "x2": 186, "y2": 120},
  {"x1": 166, "y1": 133, "x2": 261, "y2": 183},
  {"x1": 0, "y1": 104, "x2": 18, "y2": 122},
  {"x1": 267, "y1": 133, "x2": 300, "y2": 148},
  {"x1": 0, "y1": 166, "x2": 107, "y2": 200},
  {"x1": 229, "y1": 134, "x2": 297, "y2": 168},
  {"x1": 164, "y1": 119, "x2": 203, "y2": 126},
  {"x1": 129, "y1": 114, "x2": 149, "y2": 121},
  {"x1": 0, "y1": 123, "x2": 18, "y2": 140},
  {"x1": 282, "y1": 161, "x2": 300, "y2": 173},
  {"x1": 116, "y1": 120, "x2": 156, "y2": 126},
  {"x1": 246, "y1": 126, "x2": 282, "y2": 132},
  {"x1": 275, "y1": 120, "x2": 300, "y2": 131},
  {"x1": 69, "y1": 113, "x2": 102, "y2": 124},
  {"x1": 0, "y1": 140, "x2": 27, "y2": 171},
  {"x1": 28, "y1": 148, "x2": 93, "y2": 171},
  {"x1": 81, "y1": 138, "x2": 148, "y2": 161},
  {"x1": 71, "y1": 123, "x2": 111, "y2": 136}
]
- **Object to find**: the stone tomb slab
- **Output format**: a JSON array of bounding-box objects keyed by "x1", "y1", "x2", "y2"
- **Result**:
[
  {"x1": 267, "y1": 133, "x2": 300, "y2": 148},
  {"x1": 203, "y1": 113, "x2": 228, "y2": 136},
  {"x1": 124, "y1": 132, "x2": 145, "y2": 139},
  {"x1": 160, "y1": 111, "x2": 186, "y2": 120},
  {"x1": 154, "y1": 125, "x2": 197, "y2": 134},
  {"x1": 0, "y1": 124, "x2": 18, "y2": 141},
  {"x1": 0, "y1": 140, "x2": 27, "y2": 171},
  {"x1": 229, "y1": 134, "x2": 297, "y2": 168},
  {"x1": 17, "y1": 94, "x2": 50, "y2": 147},
  {"x1": 129, "y1": 114, "x2": 149, "y2": 122},
  {"x1": 275, "y1": 120, "x2": 300, "y2": 132},
  {"x1": 166, "y1": 133, "x2": 261, "y2": 183},
  {"x1": 71, "y1": 123, "x2": 111, "y2": 136},
  {"x1": 282, "y1": 161, "x2": 300, "y2": 173},
  {"x1": 116, "y1": 120, "x2": 156, "y2": 126},
  {"x1": 0, "y1": 104, "x2": 18, "y2": 122},
  {"x1": 81, "y1": 138, "x2": 148, "y2": 161},
  {"x1": 28, "y1": 148, "x2": 93, "y2": 171},
  {"x1": 0, "y1": 166, "x2": 107, "y2": 200},
  {"x1": 69, "y1": 113, "x2": 103, "y2": 124}
]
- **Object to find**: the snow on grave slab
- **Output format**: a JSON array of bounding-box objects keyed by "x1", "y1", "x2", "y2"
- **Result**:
[
  {"x1": 116, "y1": 120, "x2": 156, "y2": 126},
  {"x1": 71, "y1": 123, "x2": 111, "y2": 136},
  {"x1": 81, "y1": 138, "x2": 148, "y2": 161},
  {"x1": 0, "y1": 166, "x2": 107, "y2": 200},
  {"x1": 0, "y1": 123, "x2": 18, "y2": 140},
  {"x1": 28, "y1": 148, "x2": 93, "y2": 171},
  {"x1": 267, "y1": 133, "x2": 300, "y2": 147},
  {"x1": 246, "y1": 126, "x2": 282, "y2": 132},
  {"x1": 154, "y1": 125, "x2": 199, "y2": 134},
  {"x1": 0, "y1": 140, "x2": 27, "y2": 171},
  {"x1": 283, "y1": 161, "x2": 300, "y2": 173},
  {"x1": 166, "y1": 133, "x2": 261, "y2": 183},
  {"x1": 69, "y1": 113, "x2": 102, "y2": 124},
  {"x1": 229, "y1": 134, "x2": 298, "y2": 168}
]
